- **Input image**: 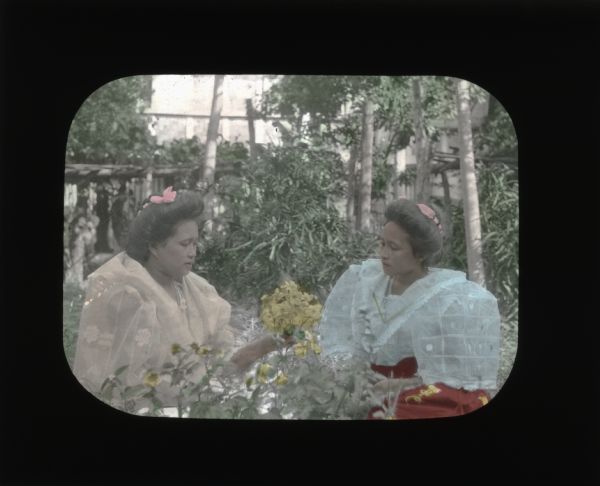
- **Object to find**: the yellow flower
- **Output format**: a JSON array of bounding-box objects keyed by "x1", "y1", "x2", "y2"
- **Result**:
[
  {"x1": 306, "y1": 333, "x2": 321, "y2": 354},
  {"x1": 275, "y1": 372, "x2": 288, "y2": 386},
  {"x1": 143, "y1": 372, "x2": 161, "y2": 388},
  {"x1": 195, "y1": 346, "x2": 212, "y2": 356},
  {"x1": 293, "y1": 343, "x2": 308, "y2": 358},
  {"x1": 171, "y1": 343, "x2": 182, "y2": 355},
  {"x1": 256, "y1": 363, "x2": 273, "y2": 384},
  {"x1": 260, "y1": 281, "x2": 322, "y2": 335}
]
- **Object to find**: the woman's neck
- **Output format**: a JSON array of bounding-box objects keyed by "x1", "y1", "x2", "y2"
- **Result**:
[
  {"x1": 144, "y1": 259, "x2": 174, "y2": 289},
  {"x1": 390, "y1": 268, "x2": 427, "y2": 295}
]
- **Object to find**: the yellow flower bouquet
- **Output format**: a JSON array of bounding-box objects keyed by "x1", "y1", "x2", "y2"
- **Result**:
[{"x1": 260, "y1": 281, "x2": 323, "y2": 338}]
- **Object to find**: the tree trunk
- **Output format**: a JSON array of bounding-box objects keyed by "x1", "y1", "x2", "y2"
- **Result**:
[
  {"x1": 246, "y1": 98, "x2": 257, "y2": 161},
  {"x1": 385, "y1": 151, "x2": 396, "y2": 206},
  {"x1": 202, "y1": 74, "x2": 225, "y2": 231},
  {"x1": 295, "y1": 113, "x2": 304, "y2": 139},
  {"x1": 412, "y1": 78, "x2": 432, "y2": 204},
  {"x1": 358, "y1": 98, "x2": 374, "y2": 232},
  {"x1": 345, "y1": 142, "x2": 359, "y2": 230},
  {"x1": 456, "y1": 79, "x2": 486, "y2": 286},
  {"x1": 440, "y1": 169, "x2": 453, "y2": 242}
]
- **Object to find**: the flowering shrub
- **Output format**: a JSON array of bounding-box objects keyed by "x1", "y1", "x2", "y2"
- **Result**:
[
  {"x1": 90, "y1": 280, "x2": 387, "y2": 419},
  {"x1": 249, "y1": 341, "x2": 383, "y2": 420},
  {"x1": 97, "y1": 343, "x2": 251, "y2": 418},
  {"x1": 95, "y1": 338, "x2": 383, "y2": 420}
]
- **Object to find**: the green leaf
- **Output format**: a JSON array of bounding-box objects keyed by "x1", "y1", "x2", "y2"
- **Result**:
[
  {"x1": 123, "y1": 385, "x2": 147, "y2": 400},
  {"x1": 100, "y1": 385, "x2": 114, "y2": 402},
  {"x1": 100, "y1": 377, "x2": 112, "y2": 392},
  {"x1": 114, "y1": 365, "x2": 129, "y2": 377},
  {"x1": 251, "y1": 385, "x2": 263, "y2": 402}
]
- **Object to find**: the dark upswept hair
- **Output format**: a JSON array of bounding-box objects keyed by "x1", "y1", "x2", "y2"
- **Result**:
[
  {"x1": 126, "y1": 190, "x2": 204, "y2": 264},
  {"x1": 383, "y1": 199, "x2": 445, "y2": 267}
]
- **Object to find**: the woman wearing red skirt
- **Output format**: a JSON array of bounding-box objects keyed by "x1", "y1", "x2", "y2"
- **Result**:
[{"x1": 319, "y1": 199, "x2": 501, "y2": 420}]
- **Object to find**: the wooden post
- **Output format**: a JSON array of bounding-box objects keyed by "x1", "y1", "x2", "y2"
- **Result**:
[
  {"x1": 143, "y1": 169, "x2": 153, "y2": 199},
  {"x1": 246, "y1": 98, "x2": 257, "y2": 162}
]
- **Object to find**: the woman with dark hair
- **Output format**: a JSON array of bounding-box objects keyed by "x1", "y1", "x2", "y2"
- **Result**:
[
  {"x1": 72, "y1": 187, "x2": 278, "y2": 411},
  {"x1": 319, "y1": 198, "x2": 501, "y2": 419}
]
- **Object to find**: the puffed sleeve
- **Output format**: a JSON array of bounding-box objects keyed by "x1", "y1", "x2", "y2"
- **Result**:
[
  {"x1": 185, "y1": 273, "x2": 236, "y2": 357},
  {"x1": 411, "y1": 282, "x2": 501, "y2": 391},
  {"x1": 72, "y1": 282, "x2": 162, "y2": 396},
  {"x1": 207, "y1": 292, "x2": 236, "y2": 358},
  {"x1": 319, "y1": 264, "x2": 368, "y2": 365}
]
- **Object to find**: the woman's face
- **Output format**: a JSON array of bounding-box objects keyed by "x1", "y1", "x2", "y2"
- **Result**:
[
  {"x1": 378, "y1": 221, "x2": 423, "y2": 278},
  {"x1": 150, "y1": 220, "x2": 199, "y2": 281}
]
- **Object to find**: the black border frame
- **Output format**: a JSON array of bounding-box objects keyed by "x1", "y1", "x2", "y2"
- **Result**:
[{"x1": 2, "y1": 1, "x2": 599, "y2": 484}]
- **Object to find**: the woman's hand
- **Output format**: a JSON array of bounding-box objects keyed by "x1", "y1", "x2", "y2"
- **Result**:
[
  {"x1": 371, "y1": 377, "x2": 423, "y2": 399},
  {"x1": 229, "y1": 335, "x2": 278, "y2": 372}
]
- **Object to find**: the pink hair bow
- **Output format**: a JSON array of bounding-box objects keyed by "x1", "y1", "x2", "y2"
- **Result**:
[
  {"x1": 143, "y1": 186, "x2": 177, "y2": 208},
  {"x1": 417, "y1": 203, "x2": 443, "y2": 233}
]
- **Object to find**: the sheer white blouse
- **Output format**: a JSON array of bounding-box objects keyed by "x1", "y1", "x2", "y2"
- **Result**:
[
  {"x1": 319, "y1": 259, "x2": 501, "y2": 391},
  {"x1": 72, "y1": 252, "x2": 235, "y2": 406}
]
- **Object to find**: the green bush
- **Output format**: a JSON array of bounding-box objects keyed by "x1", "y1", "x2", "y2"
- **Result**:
[
  {"x1": 478, "y1": 163, "x2": 519, "y2": 326},
  {"x1": 439, "y1": 162, "x2": 518, "y2": 328},
  {"x1": 438, "y1": 201, "x2": 468, "y2": 272},
  {"x1": 197, "y1": 144, "x2": 378, "y2": 300},
  {"x1": 154, "y1": 136, "x2": 205, "y2": 167},
  {"x1": 95, "y1": 342, "x2": 384, "y2": 420},
  {"x1": 66, "y1": 76, "x2": 156, "y2": 165}
]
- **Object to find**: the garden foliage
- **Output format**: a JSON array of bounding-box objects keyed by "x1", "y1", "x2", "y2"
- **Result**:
[
  {"x1": 441, "y1": 162, "x2": 519, "y2": 328},
  {"x1": 196, "y1": 143, "x2": 378, "y2": 300},
  {"x1": 86, "y1": 282, "x2": 386, "y2": 420},
  {"x1": 96, "y1": 341, "x2": 384, "y2": 420},
  {"x1": 63, "y1": 74, "x2": 518, "y2": 419}
]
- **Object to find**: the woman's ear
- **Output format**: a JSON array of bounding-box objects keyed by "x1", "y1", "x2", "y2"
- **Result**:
[{"x1": 413, "y1": 251, "x2": 425, "y2": 264}]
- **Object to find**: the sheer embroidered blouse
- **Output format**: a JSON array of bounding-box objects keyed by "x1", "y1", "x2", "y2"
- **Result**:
[
  {"x1": 319, "y1": 259, "x2": 501, "y2": 391},
  {"x1": 72, "y1": 252, "x2": 235, "y2": 405}
]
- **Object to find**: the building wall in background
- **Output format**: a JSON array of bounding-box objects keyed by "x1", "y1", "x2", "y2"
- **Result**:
[{"x1": 145, "y1": 74, "x2": 283, "y2": 145}]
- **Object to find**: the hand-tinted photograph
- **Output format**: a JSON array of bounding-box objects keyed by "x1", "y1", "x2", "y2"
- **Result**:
[{"x1": 63, "y1": 74, "x2": 518, "y2": 420}]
